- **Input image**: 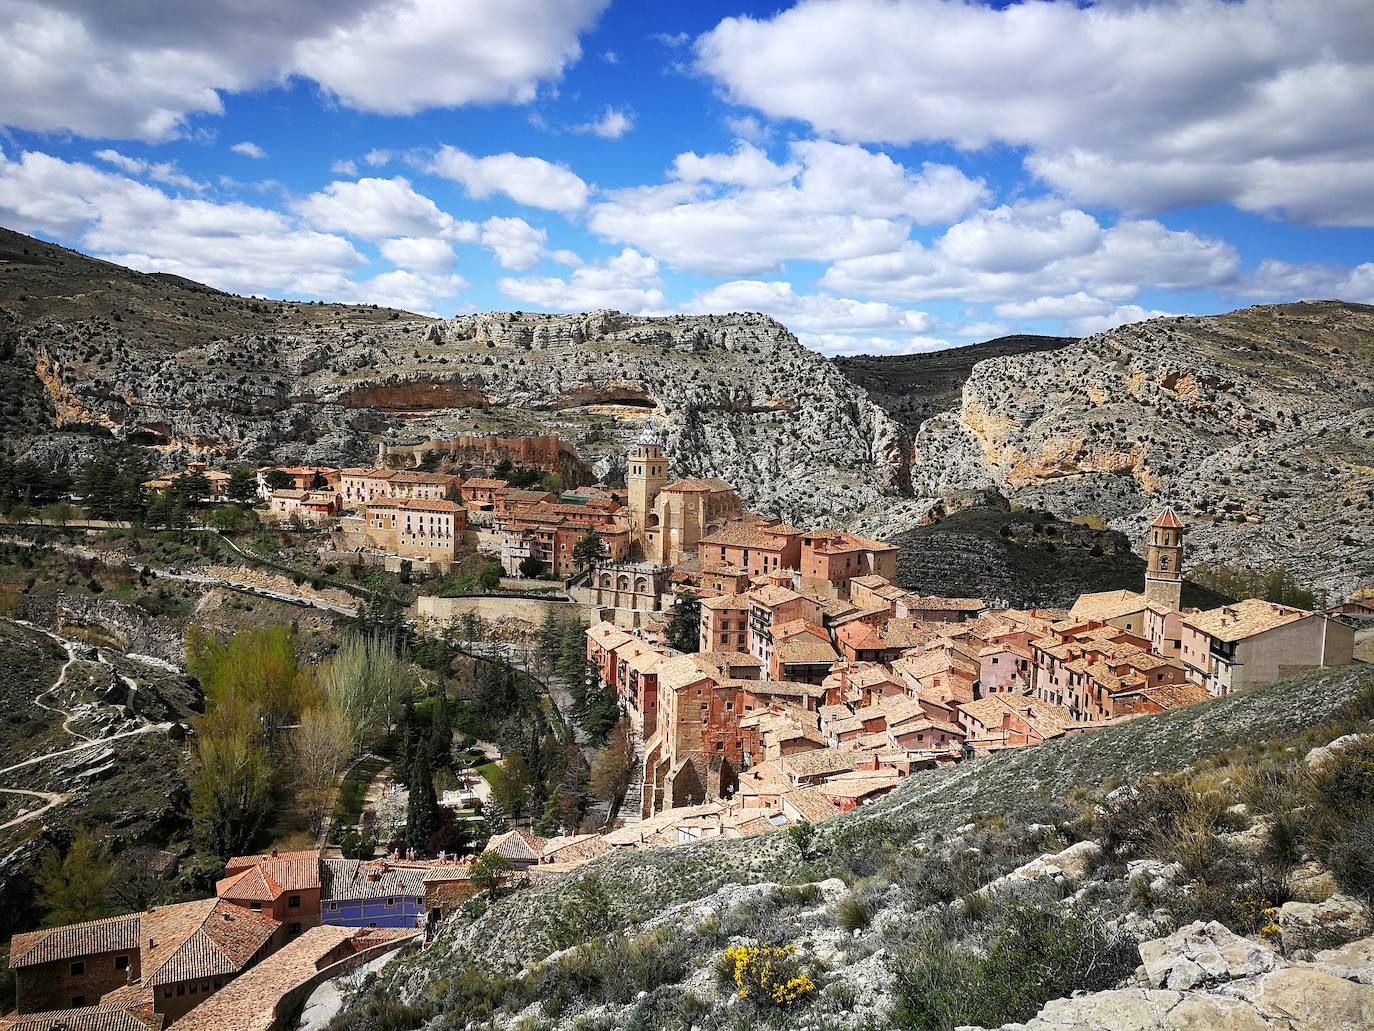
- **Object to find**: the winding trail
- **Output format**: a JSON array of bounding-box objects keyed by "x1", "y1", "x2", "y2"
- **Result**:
[{"x1": 1, "y1": 620, "x2": 172, "y2": 831}]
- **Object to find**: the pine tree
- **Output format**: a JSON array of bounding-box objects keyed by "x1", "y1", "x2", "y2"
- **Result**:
[
  {"x1": 480, "y1": 798, "x2": 508, "y2": 839},
  {"x1": 405, "y1": 751, "x2": 438, "y2": 854},
  {"x1": 428, "y1": 689, "x2": 452, "y2": 771},
  {"x1": 397, "y1": 692, "x2": 417, "y2": 784},
  {"x1": 666, "y1": 592, "x2": 701, "y2": 653},
  {"x1": 536, "y1": 610, "x2": 563, "y2": 670}
]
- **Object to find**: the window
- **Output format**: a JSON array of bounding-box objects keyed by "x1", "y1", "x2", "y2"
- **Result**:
[
  {"x1": 289, "y1": 922, "x2": 302, "y2": 935},
  {"x1": 329, "y1": 902, "x2": 338, "y2": 912},
  {"x1": 163, "y1": 988, "x2": 173, "y2": 999},
  {"x1": 177, "y1": 985, "x2": 186, "y2": 996},
  {"x1": 70, "y1": 961, "x2": 85, "y2": 976},
  {"x1": 288, "y1": 894, "x2": 301, "y2": 909},
  {"x1": 214, "y1": 979, "x2": 223, "y2": 990},
  {"x1": 250, "y1": 901, "x2": 262, "y2": 912},
  {"x1": 115, "y1": 955, "x2": 129, "y2": 971},
  {"x1": 189, "y1": 983, "x2": 198, "y2": 995},
  {"x1": 387, "y1": 897, "x2": 395, "y2": 906}
]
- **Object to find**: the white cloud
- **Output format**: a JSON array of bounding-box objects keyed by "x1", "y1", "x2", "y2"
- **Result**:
[
  {"x1": 93, "y1": 148, "x2": 203, "y2": 191},
  {"x1": 363, "y1": 148, "x2": 392, "y2": 168},
  {"x1": 294, "y1": 176, "x2": 477, "y2": 242},
  {"x1": 330, "y1": 158, "x2": 358, "y2": 176},
  {"x1": 230, "y1": 141, "x2": 265, "y2": 159},
  {"x1": 671, "y1": 142, "x2": 797, "y2": 189},
  {"x1": 1069, "y1": 304, "x2": 1177, "y2": 336},
  {"x1": 686, "y1": 279, "x2": 934, "y2": 336},
  {"x1": 378, "y1": 236, "x2": 457, "y2": 274},
  {"x1": 695, "y1": 0, "x2": 1374, "y2": 225},
  {"x1": 0, "y1": 0, "x2": 608, "y2": 141},
  {"x1": 589, "y1": 141, "x2": 985, "y2": 275},
  {"x1": 1234, "y1": 259, "x2": 1374, "y2": 304},
  {"x1": 821, "y1": 205, "x2": 1239, "y2": 303},
  {"x1": 549, "y1": 249, "x2": 583, "y2": 267},
  {"x1": 427, "y1": 146, "x2": 590, "y2": 213},
  {"x1": 575, "y1": 106, "x2": 634, "y2": 139},
  {"x1": 480, "y1": 216, "x2": 547, "y2": 269},
  {"x1": 994, "y1": 292, "x2": 1114, "y2": 321},
  {"x1": 340, "y1": 269, "x2": 467, "y2": 315},
  {"x1": 804, "y1": 333, "x2": 954, "y2": 357},
  {"x1": 949, "y1": 321, "x2": 1012, "y2": 340},
  {"x1": 499, "y1": 248, "x2": 665, "y2": 312},
  {"x1": 0, "y1": 148, "x2": 364, "y2": 297}
]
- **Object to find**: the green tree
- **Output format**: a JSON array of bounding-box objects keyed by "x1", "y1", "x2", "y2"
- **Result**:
[
  {"x1": 536, "y1": 610, "x2": 564, "y2": 670},
  {"x1": 35, "y1": 827, "x2": 112, "y2": 925},
  {"x1": 188, "y1": 701, "x2": 275, "y2": 857},
  {"x1": 187, "y1": 624, "x2": 315, "y2": 738},
  {"x1": 556, "y1": 618, "x2": 591, "y2": 698},
  {"x1": 173, "y1": 469, "x2": 212, "y2": 508},
  {"x1": 226, "y1": 466, "x2": 258, "y2": 504},
  {"x1": 317, "y1": 632, "x2": 414, "y2": 749},
  {"x1": 477, "y1": 564, "x2": 501, "y2": 590},
  {"x1": 263, "y1": 469, "x2": 295, "y2": 491},
  {"x1": 572, "y1": 528, "x2": 604, "y2": 571},
  {"x1": 41, "y1": 501, "x2": 76, "y2": 527},
  {"x1": 206, "y1": 505, "x2": 257, "y2": 532},
  {"x1": 469, "y1": 852, "x2": 514, "y2": 899},
  {"x1": 541, "y1": 472, "x2": 565, "y2": 494},
  {"x1": 405, "y1": 751, "x2": 439, "y2": 854},
  {"x1": 429, "y1": 689, "x2": 453, "y2": 771},
  {"x1": 532, "y1": 794, "x2": 562, "y2": 836},
  {"x1": 665, "y1": 592, "x2": 701, "y2": 653},
  {"x1": 590, "y1": 721, "x2": 635, "y2": 804},
  {"x1": 517, "y1": 556, "x2": 544, "y2": 579}
]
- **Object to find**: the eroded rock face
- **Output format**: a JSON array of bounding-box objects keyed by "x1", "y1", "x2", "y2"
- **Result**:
[
  {"x1": 909, "y1": 301, "x2": 1374, "y2": 595},
  {"x1": 1139, "y1": 921, "x2": 1283, "y2": 991}
]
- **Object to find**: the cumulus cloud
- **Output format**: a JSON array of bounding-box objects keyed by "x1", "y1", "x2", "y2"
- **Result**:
[
  {"x1": 0, "y1": 148, "x2": 364, "y2": 297},
  {"x1": 378, "y1": 236, "x2": 458, "y2": 274},
  {"x1": 230, "y1": 141, "x2": 265, "y2": 159},
  {"x1": 695, "y1": 0, "x2": 1374, "y2": 225},
  {"x1": 590, "y1": 140, "x2": 986, "y2": 275},
  {"x1": 330, "y1": 158, "x2": 359, "y2": 177},
  {"x1": 498, "y1": 248, "x2": 665, "y2": 312},
  {"x1": 427, "y1": 146, "x2": 590, "y2": 213},
  {"x1": 93, "y1": 149, "x2": 203, "y2": 192},
  {"x1": 0, "y1": 0, "x2": 608, "y2": 141},
  {"x1": 1069, "y1": 304, "x2": 1177, "y2": 336},
  {"x1": 803, "y1": 333, "x2": 954, "y2": 357},
  {"x1": 1233, "y1": 258, "x2": 1374, "y2": 304},
  {"x1": 338, "y1": 269, "x2": 467, "y2": 315},
  {"x1": 480, "y1": 216, "x2": 547, "y2": 269},
  {"x1": 821, "y1": 203, "x2": 1239, "y2": 303},
  {"x1": 294, "y1": 176, "x2": 477, "y2": 242},
  {"x1": 574, "y1": 106, "x2": 634, "y2": 139}
]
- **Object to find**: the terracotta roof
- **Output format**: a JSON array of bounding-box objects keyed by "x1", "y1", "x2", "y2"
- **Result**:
[
  {"x1": 782, "y1": 747, "x2": 857, "y2": 778},
  {"x1": 780, "y1": 787, "x2": 843, "y2": 823},
  {"x1": 460, "y1": 477, "x2": 509, "y2": 489},
  {"x1": 0, "y1": 1006, "x2": 161, "y2": 1031},
  {"x1": 748, "y1": 585, "x2": 805, "y2": 608},
  {"x1": 1152, "y1": 507, "x2": 1184, "y2": 529},
  {"x1": 1070, "y1": 589, "x2": 1147, "y2": 621},
  {"x1": 1183, "y1": 598, "x2": 1312, "y2": 643},
  {"x1": 1135, "y1": 681, "x2": 1213, "y2": 709},
  {"x1": 774, "y1": 637, "x2": 840, "y2": 665},
  {"x1": 482, "y1": 830, "x2": 546, "y2": 863},
  {"x1": 699, "y1": 522, "x2": 799, "y2": 550},
  {"x1": 10, "y1": 914, "x2": 141, "y2": 969},
  {"x1": 904, "y1": 595, "x2": 986, "y2": 612},
  {"x1": 141, "y1": 899, "x2": 278, "y2": 986},
  {"x1": 959, "y1": 694, "x2": 1075, "y2": 739},
  {"x1": 700, "y1": 594, "x2": 751, "y2": 611},
  {"x1": 172, "y1": 925, "x2": 417, "y2": 1031},
  {"x1": 540, "y1": 834, "x2": 611, "y2": 864}
]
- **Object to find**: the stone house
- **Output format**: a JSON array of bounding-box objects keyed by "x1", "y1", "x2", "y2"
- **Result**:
[
  {"x1": 699, "y1": 593, "x2": 751, "y2": 652},
  {"x1": 320, "y1": 860, "x2": 427, "y2": 929},
  {"x1": 216, "y1": 849, "x2": 322, "y2": 940},
  {"x1": 363, "y1": 497, "x2": 465, "y2": 568},
  {"x1": 591, "y1": 561, "x2": 668, "y2": 615},
  {"x1": 339, "y1": 468, "x2": 398, "y2": 508},
  {"x1": 698, "y1": 518, "x2": 803, "y2": 577},
  {"x1": 798, "y1": 530, "x2": 899, "y2": 591},
  {"x1": 265, "y1": 488, "x2": 339, "y2": 524}
]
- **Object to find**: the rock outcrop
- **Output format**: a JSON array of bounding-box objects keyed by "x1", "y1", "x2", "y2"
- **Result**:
[{"x1": 907, "y1": 302, "x2": 1374, "y2": 596}]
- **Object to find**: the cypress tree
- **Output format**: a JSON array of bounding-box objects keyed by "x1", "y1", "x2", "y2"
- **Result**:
[
  {"x1": 428, "y1": 689, "x2": 452, "y2": 771},
  {"x1": 405, "y1": 751, "x2": 438, "y2": 854}
]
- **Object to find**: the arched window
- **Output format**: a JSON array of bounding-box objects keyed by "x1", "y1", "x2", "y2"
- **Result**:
[
  {"x1": 599, "y1": 573, "x2": 612, "y2": 588},
  {"x1": 617, "y1": 575, "x2": 630, "y2": 591},
  {"x1": 634, "y1": 577, "x2": 648, "y2": 593}
]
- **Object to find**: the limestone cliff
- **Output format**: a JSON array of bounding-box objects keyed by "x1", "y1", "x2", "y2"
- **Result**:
[
  {"x1": 0, "y1": 229, "x2": 905, "y2": 523},
  {"x1": 888, "y1": 302, "x2": 1374, "y2": 597}
]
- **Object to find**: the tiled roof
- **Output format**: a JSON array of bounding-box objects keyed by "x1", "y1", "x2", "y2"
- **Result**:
[
  {"x1": 905, "y1": 595, "x2": 986, "y2": 612},
  {"x1": 774, "y1": 637, "x2": 840, "y2": 665},
  {"x1": 224, "y1": 850, "x2": 320, "y2": 887},
  {"x1": 0, "y1": 1005, "x2": 162, "y2": 1031},
  {"x1": 780, "y1": 788, "x2": 843, "y2": 824},
  {"x1": 142, "y1": 899, "x2": 278, "y2": 986},
  {"x1": 748, "y1": 585, "x2": 805, "y2": 608},
  {"x1": 540, "y1": 834, "x2": 611, "y2": 864},
  {"x1": 782, "y1": 747, "x2": 857, "y2": 778},
  {"x1": 320, "y1": 860, "x2": 427, "y2": 902},
  {"x1": 1070, "y1": 589, "x2": 1147, "y2": 621},
  {"x1": 215, "y1": 865, "x2": 283, "y2": 903},
  {"x1": 743, "y1": 678, "x2": 827, "y2": 700},
  {"x1": 699, "y1": 522, "x2": 799, "y2": 550},
  {"x1": 483, "y1": 830, "x2": 546, "y2": 863},
  {"x1": 959, "y1": 694, "x2": 1075, "y2": 739},
  {"x1": 1135, "y1": 681, "x2": 1213, "y2": 709},
  {"x1": 10, "y1": 914, "x2": 141, "y2": 969},
  {"x1": 173, "y1": 925, "x2": 417, "y2": 1031},
  {"x1": 700, "y1": 594, "x2": 751, "y2": 611},
  {"x1": 460, "y1": 477, "x2": 509, "y2": 489},
  {"x1": 1183, "y1": 598, "x2": 1311, "y2": 643},
  {"x1": 1152, "y1": 507, "x2": 1184, "y2": 529}
]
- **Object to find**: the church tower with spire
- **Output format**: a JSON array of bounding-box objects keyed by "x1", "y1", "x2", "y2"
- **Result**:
[
  {"x1": 1144, "y1": 507, "x2": 1185, "y2": 611},
  {"x1": 627, "y1": 420, "x2": 668, "y2": 545}
]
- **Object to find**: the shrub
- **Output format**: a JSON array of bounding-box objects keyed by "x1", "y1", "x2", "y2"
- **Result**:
[
  {"x1": 836, "y1": 892, "x2": 873, "y2": 932},
  {"x1": 890, "y1": 900, "x2": 1137, "y2": 1031},
  {"x1": 1304, "y1": 738, "x2": 1374, "y2": 907},
  {"x1": 722, "y1": 944, "x2": 815, "y2": 1009}
]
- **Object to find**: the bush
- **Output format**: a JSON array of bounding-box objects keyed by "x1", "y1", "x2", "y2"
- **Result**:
[
  {"x1": 890, "y1": 900, "x2": 1137, "y2": 1031},
  {"x1": 835, "y1": 892, "x2": 872, "y2": 932},
  {"x1": 722, "y1": 944, "x2": 815, "y2": 1008},
  {"x1": 540, "y1": 927, "x2": 693, "y2": 1010}
]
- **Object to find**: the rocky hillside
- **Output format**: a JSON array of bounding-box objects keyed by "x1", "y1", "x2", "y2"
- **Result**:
[
  {"x1": 834, "y1": 333, "x2": 1075, "y2": 436},
  {"x1": 902, "y1": 302, "x2": 1374, "y2": 597},
  {"x1": 0, "y1": 228, "x2": 903, "y2": 523},
  {"x1": 333, "y1": 662, "x2": 1374, "y2": 1031}
]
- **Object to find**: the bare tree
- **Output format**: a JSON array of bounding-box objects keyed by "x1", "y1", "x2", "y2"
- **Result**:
[{"x1": 294, "y1": 706, "x2": 355, "y2": 835}]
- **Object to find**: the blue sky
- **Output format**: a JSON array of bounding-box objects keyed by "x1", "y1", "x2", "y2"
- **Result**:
[{"x1": 0, "y1": 0, "x2": 1371, "y2": 354}]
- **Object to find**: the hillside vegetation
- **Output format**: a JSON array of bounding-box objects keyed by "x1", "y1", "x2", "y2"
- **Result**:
[{"x1": 334, "y1": 661, "x2": 1374, "y2": 1031}]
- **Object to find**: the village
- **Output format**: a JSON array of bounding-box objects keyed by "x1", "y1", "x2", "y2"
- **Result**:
[{"x1": 2, "y1": 424, "x2": 1363, "y2": 1031}]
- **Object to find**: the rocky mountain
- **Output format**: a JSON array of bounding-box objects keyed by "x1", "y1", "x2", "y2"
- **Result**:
[
  {"x1": 854, "y1": 302, "x2": 1374, "y2": 598},
  {"x1": 834, "y1": 333, "x2": 1075, "y2": 436},
  {"x1": 3, "y1": 227, "x2": 1371, "y2": 595},
  {"x1": 0, "y1": 228, "x2": 903, "y2": 524}
]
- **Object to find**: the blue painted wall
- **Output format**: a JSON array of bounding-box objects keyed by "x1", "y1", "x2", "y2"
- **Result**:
[{"x1": 322, "y1": 895, "x2": 425, "y2": 929}]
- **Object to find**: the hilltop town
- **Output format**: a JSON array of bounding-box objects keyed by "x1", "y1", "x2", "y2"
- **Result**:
[{"x1": 1, "y1": 395, "x2": 1366, "y2": 1031}]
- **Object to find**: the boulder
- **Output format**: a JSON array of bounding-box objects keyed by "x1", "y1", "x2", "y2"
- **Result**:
[
  {"x1": 1139, "y1": 921, "x2": 1282, "y2": 990},
  {"x1": 1304, "y1": 732, "x2": 1370, "y2": 771},
  {"x1": 1309, "y1": 937, "x2": 1374, "y2": 985},
  {"x1": 980, "y1": 841, "x2": 1102, "y2": 895},
  {"x1": 1220, "y1": 966, "x2": 1374, "y2": 1030},
  {"x1": 1278, "y1": 893, "x2": 1371, "y2": 953}
]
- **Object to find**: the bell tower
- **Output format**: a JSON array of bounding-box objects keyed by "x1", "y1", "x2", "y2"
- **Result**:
[
  {"x1": 627, "y1": 420, "x2": 668, "y2": 545},
  {"x1": 1144, "y1": 507, "x2": 1184, "y2": 611}
]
